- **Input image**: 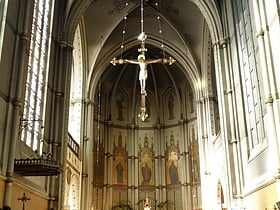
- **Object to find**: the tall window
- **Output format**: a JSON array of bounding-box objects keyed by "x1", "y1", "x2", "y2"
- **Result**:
[
  {"x1": 233, "y1": 0, "x2": 265, "y2": 152},
  {"x1": 68, "y1": 25, "x2": 84, "y2": 145},
  {"x1": 0, "y1": 0, "x2": 8, "y2": 60},
  {"x1": 22, "y1": 0, "x2": 54, "y2": 151}
]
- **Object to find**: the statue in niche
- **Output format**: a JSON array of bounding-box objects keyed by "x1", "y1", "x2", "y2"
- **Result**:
[
  {"x1": 139, "y1": 134, "x2": 154, "y2": 186},
  {"x1": 116, "y1": 95, "x2": 125, "y2": 121},
  {"x1": 169, "y1": 161, "x2": 179, "y2": 184},
  {"x1": 141, "y1": 162, "x2": 152, "y2": 185},
  {"x1": 166, "y1": 132, "x2": 181, "y2": 185},
  {"x1": 189, "y1": 90, "x2": 194, "y2": 113},
  {"x1": 168, "y1": 94, "x2": 175, "y2": 119},
  {"x1": 113, "y1": 132, "x2": 127, "y2": 185},
  {"x1": 116, "y1": 162, "x2": 124, "y2": 183}
]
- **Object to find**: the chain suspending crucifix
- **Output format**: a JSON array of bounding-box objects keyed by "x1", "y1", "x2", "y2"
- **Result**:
[{"x1": 110, "y1": 0, "x2": 176, "y2": 121}]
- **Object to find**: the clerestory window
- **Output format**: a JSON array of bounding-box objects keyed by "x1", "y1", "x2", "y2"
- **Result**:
[
  {"x1": 21, "y1": 0, "x2": 54, "y2": 151},
  {"x1": 233, "y1": 0, "x2": 266, "y2": 154}
]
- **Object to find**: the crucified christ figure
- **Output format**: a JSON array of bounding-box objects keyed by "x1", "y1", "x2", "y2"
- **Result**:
[
  {"x1": 110, "y1": 42, "x2": 176, "y2": 121},
  {"x1": 125, "y1": 54, "x2": 161, "y2": 95},
  {"x1": 111, "y1": 53, "x2": 175, "y2": 95}
]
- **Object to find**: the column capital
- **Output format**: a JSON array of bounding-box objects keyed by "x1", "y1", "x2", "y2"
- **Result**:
[
  {"x1": 104, "y1": 120, "x2": 112, "y2": 125},
  {"x1": 5, "y1": 174, "x2": 15, "y2": 181},
  {"x1": 127, "y1": 123, "x2": 137, "y2": 130},
  {"x1": 199, "y1": 97, "x2": 206, "y2": 103},
  {"x1": 213, "y1": 37, "x2": 230, "y2": 48},
  {"x1": 224, "y1": 89, "x2": 233, "y2": 95},
  {"x1": 12, "y1": 97, "x2": 22, "y2": 109},
  {"x1": 179, "y1": 118, "x2": 185, "y2": 124},
  {"x1": 84, "y1": 98, "x2": 95, "y2": 105},
  {"x1": 57, "y1": 40, "x2": 74, "y2": 50},
  {"x1": 55, "y1": 91, "x2": 64, "y2": 97},
  {"x1": 264, "y1": 96, "x2": 273, "y2": 104},
  {"x1": 19, "y1": 33, "x2": 29, "y2": 41},
  {"x1": 154, "y1": 123, "x2": 165, "y2": 130},
  {"x1": 256, "y1": 29, "x2": 265, "y2": 38}
]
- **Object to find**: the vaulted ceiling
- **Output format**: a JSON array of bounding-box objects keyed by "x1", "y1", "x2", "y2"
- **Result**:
[{"x1": 78, "y1": 0, "x2": 220, "y2": 111}]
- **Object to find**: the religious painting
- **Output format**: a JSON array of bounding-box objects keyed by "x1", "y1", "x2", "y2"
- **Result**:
[
  {"x1": 139, "y1": 134, "x2": 154, "y2": 186},
  {"x1": 113, "y1": 131, "x2": 128, "y2": 185},
  {"x1": 166, "y1": 132, "x2": 181, "y2": 185}
]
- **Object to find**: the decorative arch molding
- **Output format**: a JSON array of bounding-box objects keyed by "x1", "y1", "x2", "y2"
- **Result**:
[
  {"x1": 60, "y1": 1, "x2": 224, "y2": 106},
  {"x1": 63, "y1": 0, "x2": 95, "y2": 44},
  {"x1": 88, "y1": 38, "x2": 201, "y2": 105},
  {"x1": 201, "y1": 22, "x2": 214, "y2": 92},
  {"x1": 60, "y1": 0, "x2": 224, "y2": 84},
  {"x1": 63, "y1": 0, "x2": 224, "y2": 54},
  {"x1": 189, "y1": 0, "x2": 223, "y2": 43}
]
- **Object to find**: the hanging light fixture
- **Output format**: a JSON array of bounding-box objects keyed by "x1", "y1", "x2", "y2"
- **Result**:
[{"x1": 110, "y1": 0, "x2": 176, "y2": 122}]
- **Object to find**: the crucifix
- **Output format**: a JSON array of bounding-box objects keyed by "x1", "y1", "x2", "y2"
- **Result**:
[
  {"x1": 18, "y1": 193, "x2": 31, "y2": 210},
  {"x1": 111, "y1": 41, "x2": 175, "y2": 121},
  {"x1": 110, "y1": 0, "x2": 176, "y2": 121}
]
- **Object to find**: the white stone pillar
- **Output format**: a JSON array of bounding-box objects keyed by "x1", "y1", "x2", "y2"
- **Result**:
[
  {"x1": 219, "y1": 38, "x2": 242, "y2": 198},
  {"x1": 80, "y1": 99, "x2": 94, "y2": 210},
  {"x1": 196, "y1": 96, "x2": 210, "y2": 209},
  {"x1": 212, "y1": 42, "x2": 233, "y2": 208},
  {"x1": 104, "y1": 119, "x2": 113, "y2": 209},
  {"x1": 179, "y1": 117, "x2": 191, "y2": 210},
  {"x1": 128, "y1": 121, "x2": 138, "y2": 208},
  {"x1": 4, "y1": 0, "x2": 33, "y2": 208}
]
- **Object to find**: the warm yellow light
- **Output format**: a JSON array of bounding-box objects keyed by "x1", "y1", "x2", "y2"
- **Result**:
[{"x1": 196, "y1": 80, "x2": 205, "y2": 90}]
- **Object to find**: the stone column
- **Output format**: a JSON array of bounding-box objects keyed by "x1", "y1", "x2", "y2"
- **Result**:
[
  {"x1": 219, "y1": 38, "x2": 242, "y2": 197},
  {"x1": 178, "y1": 117, "x2": 191, "y2": 210},
  {"x1": 153, "y1": 119, "x2": 164, "y2": 207},
  {"x1": 104, "y1": 118, "x2": 112, "y2": 209},
  {"x1": 4, "y1": 0, "x2": 33, "y2": 209},
  {"x1": 128, "y1": 121, "x2": 137, "y2": 207},
  {"x1": 197, "y1": 95, "x2": 213, "y2": 208},
  {"x1": 210, "y1": 41, "x2": 237, "y2": 208},
  {"x1": 80, "y1": 98, "x2": 94, "y2": 210},
  {"x1": 49, "y1": 38, "x2": 73, "y2": 210}
]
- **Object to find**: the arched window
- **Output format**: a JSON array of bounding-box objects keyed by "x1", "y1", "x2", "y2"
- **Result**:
[
  {"x1": 68, "y1": 25, "x2": 84, "y2": 145},
  {"x1": 22, "y1": 0, "x2": 54, "y2": 151}
]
